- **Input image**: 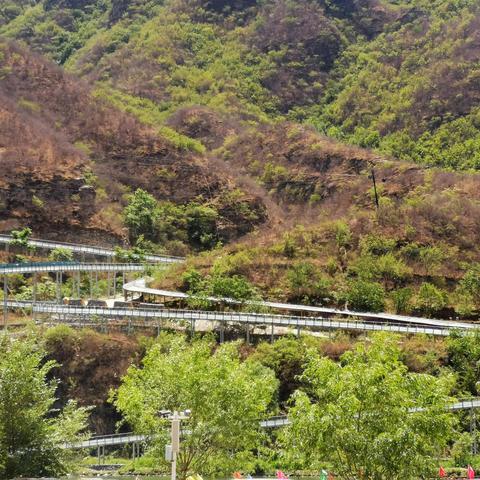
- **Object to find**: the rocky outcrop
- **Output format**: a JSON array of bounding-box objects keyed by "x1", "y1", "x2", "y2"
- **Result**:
[{"x1": 0, "y1": 176, "x2": 96, "y2": 229}]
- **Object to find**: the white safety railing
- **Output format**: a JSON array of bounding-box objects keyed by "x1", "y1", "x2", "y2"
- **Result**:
[
  {"x1": 25, "y1": 304, "x2": 455, "y2": 336},
  {"x1": 0, "y1": 235, "x2": 184, "y2": 264},
  {"x1": 67, "y1": 397, "x2": 480, "y2": 449},
  {"x1": 0, "y1": 262, "x2": 150, "y2": 274},
  {"x1": 123, "y1": 279, "x2": 475, "y2": 331}
]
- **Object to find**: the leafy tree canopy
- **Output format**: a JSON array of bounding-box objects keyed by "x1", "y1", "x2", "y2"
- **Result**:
[
  {"x1": 283, "y1": 333, "x2": 456, "y2": 479},
  {"x1": 112, "y1": 335, "x2": 278, "y2": 479},
  {"x1": 0, "y1": 335, "x2": 88, "y2": 479}
]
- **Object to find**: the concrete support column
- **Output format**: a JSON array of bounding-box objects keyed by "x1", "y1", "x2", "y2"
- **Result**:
[{"x1": 246, "y1": 322, "x2": 250, "y2": 345}]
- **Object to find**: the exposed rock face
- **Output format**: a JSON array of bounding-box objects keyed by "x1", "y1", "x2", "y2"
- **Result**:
[
  {"x1": 0, "y1": 176, "x2": 95, "y2": 228},
  {"x1": 0, "y1": 42, "x2": 268, "y2": 244},
  {"x1": 78, "y1": 184, "x2": 96, "y2": 221}
]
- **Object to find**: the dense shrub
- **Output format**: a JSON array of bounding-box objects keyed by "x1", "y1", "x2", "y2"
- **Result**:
[
  {"x1": 342, "y1": 279, "x2": 385, "y2": 312},
  {"x1": 416, "y1": 283, "x2": 448, "y2": 316}
]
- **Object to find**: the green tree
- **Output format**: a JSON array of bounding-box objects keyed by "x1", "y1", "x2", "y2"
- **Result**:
[
  {"x1": 9, "y1": 227, "x2": 33, "y2": 250},
  {"x1": 458, "y1": 263, "x2": 480, "y2": 309},
  {"x1": 114, "y1": 245, "x2": 146, "y2": 263},
  {"x1": 333, "y1": 221, "x2": 351, "y2": 249},
  {"x1": 185, "y1": 203, "x2": 219, "y2": 249},
  {"x1": 446, "y1": 330, "x2": 480, "y2": 396},
  {"x1": 416, "y1": 283, "x2": 447, "y2": 316},
  {"x1": 252, "y1": 337, "x2": 308, "y2": 404},
  {"x1": 283, "y1": 334, "x2": 456, "y2": 478},
  {"x1": 208, "y1": 274, "x2": 259, "y2": 302},
  {"x1": 15, "y1": 280, "x2": 57, "y2": 301},
  {"x1": 112, "y1": 336, "x2": 278, "y2": 479},
  {"x1": 343, "y1": 279, "x2": 385, "y2": 312},
  {"x1": 123, "y1": 189, "x2": 159, "y2": 242},
  {"x1": 49, "y1": 247, "x2": 74, "y2": 262},
  {"x1": 286, "y1": 262, "x2": 331, "y2": 303},
  {"x1": 0, "y1": 335, "x2": 88, "y2": 479},
  {"x1": 451, "y1": 432, "x2": 476, "y2": 467},
  {"x1": 391, "y1": 287, "x2": 414, "y2": 314}
]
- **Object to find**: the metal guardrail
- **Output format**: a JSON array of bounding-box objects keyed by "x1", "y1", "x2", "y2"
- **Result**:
[
  {"x1": 0, "y1": 262, "x2": 150, "y2": 274},
  {"x1": 0, "y1": 238, "x2": 477, "y2": 336},
  {"x1": 26, "y1": 304, "x2": 456, "y2": 336},
  {"x1": 68, "y1": 398, "x2": 480, "y2": 449},
  {"x1": 0, "y1": 235, "x2": 473, "y2": 332},
  {"x1": 72, "y1": 433, "x2": 149, "y2": 449},
  {"x1": 0, "y1": 235, "x2": 184, "y2": 264},
  {"x1": 123, "y1": 279, "x2": 476, "y2": 331}
]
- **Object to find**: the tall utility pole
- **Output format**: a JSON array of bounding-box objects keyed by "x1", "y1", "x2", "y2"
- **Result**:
[
  {"x1": 371, "y1": 166, "x2": 379, "y2": 210},
  {"x1": 368, "y1": 160, "x2": 380, "y2": 210},
  {"x1": 162, "y1": 409, "x2": 191, "y2": 480},
  {"x1": 171, "y1": 411, "x2": 180, "y2": 480}
]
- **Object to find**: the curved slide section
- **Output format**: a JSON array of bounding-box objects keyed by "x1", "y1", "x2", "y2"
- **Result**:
[
  {"x1": 123, "y1": 279, "x2": 476, "y2": 331},
  {"x1": 0, "y1": 236, "x2": 477, "y2": 335},
  {"x1": 0, "y1": 262, "x2": 149, "y2": 274},
  {"x1": 0, "y1": 234, "x2": 184, "y2": 264},
  {"x1": 32, "y1": 303, "x2": 451, "y2": 336}
]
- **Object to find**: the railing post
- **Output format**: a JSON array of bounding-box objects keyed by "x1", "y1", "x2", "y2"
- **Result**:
[
  {"x1": 32, "y1": 273, "x2": 37, "y2": 322},
  {"x1": 220, "y1": 323, "x2": 224, "y2": 343},
  {"x1": 3, "y1": 275, "x2": 7, "y2": 330},
  {"x1": 55, "y1": 272, "x2": 60, "y2": 304},
  {"x1": 471, "y1": 408, "x2": 478, "y2": 455}
]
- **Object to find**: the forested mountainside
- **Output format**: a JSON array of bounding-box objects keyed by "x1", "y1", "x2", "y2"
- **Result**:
[
  {"x1": 0, "y1": 41, "x2": 266, "y2": 247},
  {"x1": 2, "y1": 0, "x2": 480, "y2": 170},
  {"x1": 2, "y1": 0, "x2": 480, "y2": 316}
]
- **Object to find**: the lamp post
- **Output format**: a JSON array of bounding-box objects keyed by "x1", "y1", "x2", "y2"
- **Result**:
[{"x1": 160, "y1": 409, "x2": 191, "y2": 480}]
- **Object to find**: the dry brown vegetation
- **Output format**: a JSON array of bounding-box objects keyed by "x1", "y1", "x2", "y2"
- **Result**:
[
  {"x1": 44, "y1": 327, "x2": 142, "y2": 433},
  {"x1": 0, "y1": 41, "x2": 267, "y2": 243}
]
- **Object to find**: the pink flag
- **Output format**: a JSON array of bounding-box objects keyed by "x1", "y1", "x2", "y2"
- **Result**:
[
  {"x1": 468, "y1": 465, "x2": 475, "y2": 480},
  {"x1": 439, "y1": 466, "x2": 446, "y2": 478}
]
